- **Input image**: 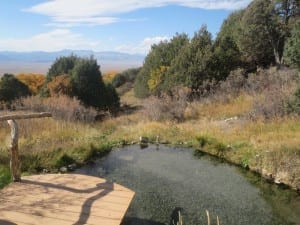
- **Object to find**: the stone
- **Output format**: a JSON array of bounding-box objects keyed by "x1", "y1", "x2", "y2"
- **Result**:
[
  {"x1": 59, "y1": 166, "x2": 68, "y2": 173},
  {"x1": 139, "y1": 136, "x2": 149, "y2": 143},
  {"x1": 67, "y1": 163, "x2": 77, "y2": 171}
]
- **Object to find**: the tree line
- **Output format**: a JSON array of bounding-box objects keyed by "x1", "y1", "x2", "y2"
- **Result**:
[
  {"x1": 0, "y1": 0, "x2": 298, "y2": 108},
  {"x1": 0, "y1": 56, "x2": 119, "y2": 111},
  {"x1": 134, "y1": 0, "x2": 299, "y2": 98}
]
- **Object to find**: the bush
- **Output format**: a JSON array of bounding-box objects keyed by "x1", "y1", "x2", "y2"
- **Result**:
[
  {"x1": 112, "y1": 73, "x2": 126, "y2": 88},
  {"x1": 47, "y1": 74, "x2": 72, "y2": 96},
  {"x1": 219, "y1": 69, "x2": 246, "y2": 96},
  {"x1": 46, "y1": 55, "x2": 119, "y2": 111},
  {"x1": 0, "y1": 166, "x2": 11, "y2": 189},
  {"x1": 186, "y1": 67, "x2": 299, "y2": 120},
  {"x1": 0, "y1": 74, "x2": 31, "y2": 104},
  {"x1": 134, "y1": 70, "x2": 150, "y2": 98},
  {"x1": 19, "y1": 95, "x2": 98, "y2": 123},
  {"x1": 245, "y1": 67, "x2": 298, "y2": 94},
  {"x1": 287, "y1": 85, "x2": 300, "y2": 115},
  {"x1": 250, "y1": 89, "x2": 290, "y2": 119},
  {"x1": 47, "y1": 54, "x2": 79, "y2": 80},
  {"x1": 211, "y1": 68, "x2": 247, "y2": 102},
  {"x1": 16, "y1": 73, "x2": 46, "y2": 95},
  {"x1": 142, "y1": 87, "x2": 190, "y2": 122},
  {"x1": 248, "y1": 68, "x2": 299, "y2": 120},
  {"x1": 104, "y1": 83, "x2": 120, "y2": 113},
  {"x1": 284, "y1": 21, "x2": 300, "y2": 70},
  {"x1": 112, "y1": 68, "x2": 140, "y2": 88},
  {"x1": 70, "y1": 57, "x2": 108, "y2": 109},
  {"x1": 196, "y1": 135, "x2": 230, "y2": 158}
]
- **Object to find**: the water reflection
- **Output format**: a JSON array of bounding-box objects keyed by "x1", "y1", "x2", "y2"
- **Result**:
[{"x1": 77, "y1": 145, "x2": 300, "y2": 225}]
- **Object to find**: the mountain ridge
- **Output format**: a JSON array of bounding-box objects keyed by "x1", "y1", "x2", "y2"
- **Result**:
[{"x1": 0, "y1": 50, "x2": 144, "y2": 74}]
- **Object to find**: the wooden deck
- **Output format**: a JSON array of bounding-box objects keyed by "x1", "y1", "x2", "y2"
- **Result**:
[{"x1": 0, "y1": 174, "x2": 135, "y2": 225}]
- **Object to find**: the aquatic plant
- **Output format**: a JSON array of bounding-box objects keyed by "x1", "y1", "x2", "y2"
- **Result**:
[{"x1": 173, "y1": 210, "x2": 220, "y2": 225}]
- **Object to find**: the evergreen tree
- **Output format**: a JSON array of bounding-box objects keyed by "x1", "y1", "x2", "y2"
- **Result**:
[
  {"x1": 47, "y1": 54, "x2": 79, "y2": 80},
  {"x1": 0, "y1": 74, "x2": 30, "y2": 102},
  {"x1": 285, "y1": 20, "x2": 300, "y2": 70},
  {"x1": 134, "y1": 34, "x2": 189, "y2": 97},
  {"x1": 210, "y1": 36, "x2": 242, "y2": 81},
  {"x1": 239, "y1": 0, "x2": 275, "y2": 68},
  {"x1": 165, "y1": 25, "x2": 213, "y2": 90},
  {"x1": 71, "y1": 57, "x2": 107, "y2": 109},
  {"x1": 46, "y1": 55, "x2": 119, "y2": 110}
]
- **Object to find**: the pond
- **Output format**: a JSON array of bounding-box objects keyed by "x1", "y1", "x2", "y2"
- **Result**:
[{"x1": 76, "y1": 145, "x2": 300, "y2": 225}]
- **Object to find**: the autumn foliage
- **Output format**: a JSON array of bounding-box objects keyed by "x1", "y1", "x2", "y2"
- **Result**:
[
  {"x1": 47, "y1": 74, "x2": 72, "y2": 96},
  {"x1": 102, "y1": 70, "x2": 118, "y2": 83},
  {"x1": 16, "y1": 73, "x2": 46, "y2": 95}
]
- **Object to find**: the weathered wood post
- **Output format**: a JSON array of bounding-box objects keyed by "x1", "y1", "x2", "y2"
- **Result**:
[
  {"x1": 7, "y1": 119, "x2": 20, "y2": 181},
  {"x1": 0, "y1": 112, "x2": 52, "y2": 182}
]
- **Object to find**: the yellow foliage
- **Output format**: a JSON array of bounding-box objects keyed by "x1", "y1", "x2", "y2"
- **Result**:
[
  {"x1": 103, "y1": 70, "x2": 118, "y2": 82},
  {"x1": 16, "y1": 73, "x2": 46, "y2": 95},
  {"x1": 148, "y1": 66, "x2": 169, "y2": 92},
  {"x1": 47, "y1": 75, "x2": 72, "y2": 96}
]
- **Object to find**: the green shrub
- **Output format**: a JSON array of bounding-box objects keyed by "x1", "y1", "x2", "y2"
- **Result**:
[
  {"x1": 197, "y1": 136, "x2": 209, "y2": 148},
  {"x1": 46, "y1": 55, "x2": 119, "y2": 111},
  {"x1": 0, "y1": 74, "x2": 31, "y2": 106},
  {"x1": 287, "y1": 85, "x2": 300, "y2": 114},
  {"x1": 112, "y1": 73, "x2": 126, "y2": 88},
  {"x1": 20, "y1": 152, "x2": 44, "y2": 172},
  {"x1": 285, "y1": 21, "x2": 300, "y2": 70},
  {"x1": 112, "y1": 67, "x2": 140, "y2": 88},
  {"x1": 0, "y1": 166, "x2": 11, "y2": 189},
  {"x1": 55, "y1": 154, "x2": 76, "y2": 168},
  {"x1": 196, "y1": 135, "x2": 230, "y2": 158}
]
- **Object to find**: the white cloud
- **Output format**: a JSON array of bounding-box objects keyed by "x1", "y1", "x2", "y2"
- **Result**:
[
  {"x1": 0, "y1": 29, "x2": 101, "y2": 52},
  {"x1": 115, "y1": 36, "x2": 170, "y2": 54},
  {"x1": 25, "y1": 0, "x2": 251, "y2": 27},
  {"x1": 47, "y1": 17, "x2": 120, "y2": 27},
  {"x1": 0, "y1": 30, "x2": 169, "y2": 53}
]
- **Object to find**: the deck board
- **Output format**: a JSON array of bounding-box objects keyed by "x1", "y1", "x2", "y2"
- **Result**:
[{"x1": 0, "y1": 174, "x2": 134, "y2": 225}]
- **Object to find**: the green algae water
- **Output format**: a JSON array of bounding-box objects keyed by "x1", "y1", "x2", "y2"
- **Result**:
[{"x1": 77, "y1": 145, "x2": 300, "y2": 225}]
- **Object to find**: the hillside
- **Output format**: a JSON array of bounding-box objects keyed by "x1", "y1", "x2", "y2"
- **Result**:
[{"x1": 0, "y1": 0, "x2": 299, "y2": 192}]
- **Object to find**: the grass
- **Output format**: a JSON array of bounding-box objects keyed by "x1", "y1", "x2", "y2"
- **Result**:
[
  {"x1": 0, "y1": 118, "x2": 113, "y2": 174},
  {"x1": 194, "y1": 93, "x2": 254, "y2": 119},
  {"x1": 0, "y1": 89, "x2": 299, "y2": 190},
  {"x1": 0, "y1": 165, "x2": 11, "y2": 189}
]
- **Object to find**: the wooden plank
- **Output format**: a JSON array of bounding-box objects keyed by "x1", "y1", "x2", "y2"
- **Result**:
[
  {"x1": 0, "y1": 174, "x2": 134, "y2": 225},
  {"x1": 0, "y1": 112, "x2": 52, "y2": 121}
]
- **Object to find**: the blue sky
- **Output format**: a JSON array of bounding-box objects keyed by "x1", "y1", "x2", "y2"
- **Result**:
[{"x1": 0, "y1": 0, "x2": 251, "y2": 54}]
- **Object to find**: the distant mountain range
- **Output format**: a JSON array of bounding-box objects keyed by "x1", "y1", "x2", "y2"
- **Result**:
[{"x1": 0, "y1": 50, "x2": 145, "y2": 75}]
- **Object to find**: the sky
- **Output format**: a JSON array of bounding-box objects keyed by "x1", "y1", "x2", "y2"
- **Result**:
[{"x1": 0, "y1": 0, "x2": 252, "y2": 55}]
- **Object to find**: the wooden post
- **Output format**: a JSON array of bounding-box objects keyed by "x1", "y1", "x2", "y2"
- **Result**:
[
  {"x1": 7, "y1": 120, "x2": 21, "y2": 182},
  {"x1": 0, "y1": 112, "x2": 52, "y2": 182},
  {"x1": 0, "y1": 112, "x2": 52, "y2": 121}
]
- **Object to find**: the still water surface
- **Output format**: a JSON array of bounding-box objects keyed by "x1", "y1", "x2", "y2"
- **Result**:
[{"x1": 77, "y1": 145, "x2": 300, "y2": 225}]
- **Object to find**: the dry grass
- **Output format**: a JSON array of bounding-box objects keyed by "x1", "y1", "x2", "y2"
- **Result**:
[
  {"x1": 114, "y1": 90, "x2": 300, "y2": 188},
  {"x1": 186, "y1": 93, "x2": 253, "y2": 120},
  {"x1": 120, "y1": 89, "x2": 143, "y2": 106},
  {"x1": 0, "y1": 116, "x2": 109, "y2": 173},
  {"x1": 142, "y1": 87, "x2": 190, "y2": 122},
  {"x1": 1, "y1": 79, "x2": 299, "y2": 188},
  {"x1": 18, "y1": 95, "x2": 97, "y2": 122}
]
